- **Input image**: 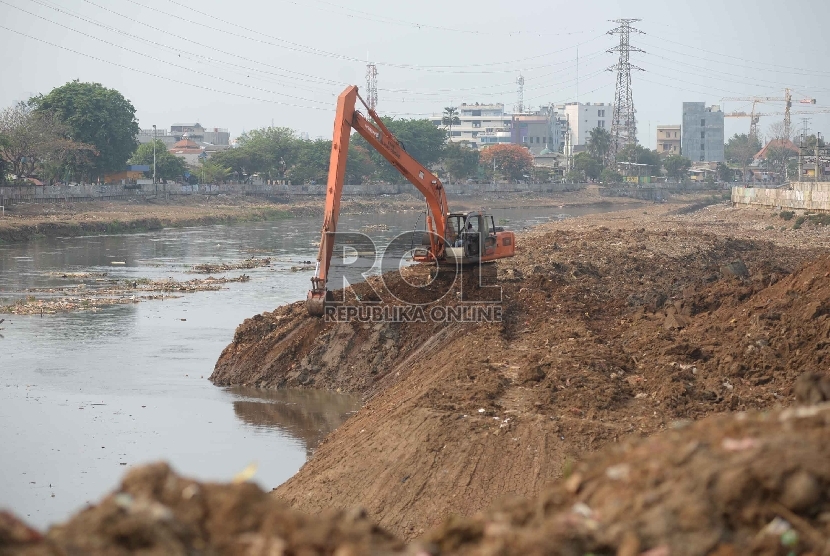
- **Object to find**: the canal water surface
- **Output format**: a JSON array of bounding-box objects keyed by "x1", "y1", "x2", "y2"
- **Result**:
[{"x1": 0, "y1": 202, "x2": 627, "y2": 527}]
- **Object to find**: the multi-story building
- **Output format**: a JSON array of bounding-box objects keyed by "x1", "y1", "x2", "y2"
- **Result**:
[
  {"x1": 554, "y1": 102, "x2": 613, "y2": 146},
  {"x1": 170, "y1": 124, "x2": 230, "y2": 146},
  {"x1": 138, "y1": 124, "x2": 230, "y2": 147},
  {"x1": 656, "y1": 125, "x2": 681, "y2": 156},
  {"x1": 511, "y1": 107, "x2": 563, "y2": 155},
  {"x1": 682, "y1": 103, "x2": 724, "y2": 162},
  {"x1": 430, "y1": 103, "x2": 512, "y2": 149},
  {"x1": 137, "y1": 129, "x2": 178, "y2": 147}
]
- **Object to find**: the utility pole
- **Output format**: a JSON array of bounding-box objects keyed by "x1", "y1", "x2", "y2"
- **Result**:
[
  {"x1": 366, "y1": 61, "x2": 378, "y2": 111},
  {"x1": 515, "y1": 73, "x2": 525, "y2": 113},
  {"x1": 492, "y1": 155, "x2": 497, "y2": 189},
  {"x1": 608, "y1": 19, "x2": 645, "y2": 161},
  {"x1": 817, "y1": 132, "x2": 822, "y2": 185},
  {"x1": 799, "y1": 118, "x2": 810, "y2": 182},
  {"x1": 152, "y1": 124, "x2": 157, "y2": 195}
]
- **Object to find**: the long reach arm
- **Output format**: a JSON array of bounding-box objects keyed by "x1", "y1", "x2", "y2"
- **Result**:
[{"x1": 307, "y1": 86, "x2": 449, "y2": 316}]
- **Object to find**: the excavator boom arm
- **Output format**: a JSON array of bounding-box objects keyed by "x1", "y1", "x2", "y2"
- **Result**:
[{"x1": 307, "y1": 86, "x2": 448, "y2": 316}]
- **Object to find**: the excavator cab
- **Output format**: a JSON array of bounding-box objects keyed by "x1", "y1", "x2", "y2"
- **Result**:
[{"x1": 444, "y1": 212, "x2": 508, "y2": 265}]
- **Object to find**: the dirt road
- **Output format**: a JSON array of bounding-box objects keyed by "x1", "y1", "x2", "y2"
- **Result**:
[{"x1": 212, "y1": 201, "x2": 830, "y2": 539}]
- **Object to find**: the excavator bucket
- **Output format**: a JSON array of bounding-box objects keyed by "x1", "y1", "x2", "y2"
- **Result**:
[{"x1": 306, "y1": 290, "x2": 326, "y2": 317}]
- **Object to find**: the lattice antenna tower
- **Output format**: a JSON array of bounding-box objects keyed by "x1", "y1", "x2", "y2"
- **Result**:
[
  {"x1": 607, "y1": 19, "x2": 645, "y2": 159},
  {"x1": 366, "y1": 62, "x2": 378, "y2": 111},
  {"x1": 515, "y1": 73, "x2": 525, "y2": 113}
]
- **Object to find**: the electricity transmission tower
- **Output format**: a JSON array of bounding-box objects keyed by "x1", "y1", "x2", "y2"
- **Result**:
[
  {"x1": 366, "y1": 62, "x2": 378, "y2": 111},
  {"x1": 608, "y1": 19, "x2": 644, "y2": 159},
  {"x1": 515, "y1": 73, "x2": 525, "y2": 113}
]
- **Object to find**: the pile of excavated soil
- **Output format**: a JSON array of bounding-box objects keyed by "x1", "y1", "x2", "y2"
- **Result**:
[
  {"x1": 0, "y1": 462, "x2": 403, "y2": 556},
  {"x1": 211, "y1": 203, "x2": 829, "y2": 539},
  {"x1": 421, "y1": 399, "x2": 830, "y2": 556},
  {"x1": 4, "y1": 399, "x2": 830, "y2": 555}
]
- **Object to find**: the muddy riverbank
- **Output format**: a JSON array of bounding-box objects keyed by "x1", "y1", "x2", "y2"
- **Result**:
[
  {"x1": 3, "y1": 393, "x2": 830, "y2": 555},
  {"x1": 0, "y1": 189, "x2": 658, "y2": 244},
  {"x1": 212, "y1": 201, "x2": 830, "y2": 539}
]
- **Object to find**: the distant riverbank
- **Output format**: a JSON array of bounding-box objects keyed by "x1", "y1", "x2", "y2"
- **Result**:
[{"x1": 0, "y1": 188, "x2": 655, "y2": 243}]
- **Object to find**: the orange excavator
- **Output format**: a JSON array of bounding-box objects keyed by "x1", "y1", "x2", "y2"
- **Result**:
[{"x1": 306, "y1": 86, "x2": 516, "y2": 316}]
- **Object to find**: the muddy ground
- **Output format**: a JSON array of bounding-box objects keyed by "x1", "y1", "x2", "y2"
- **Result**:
[
  {"x1": 3, "y1": 399, "x2": 830, "y2": 555},
  {"x1": 3, "y1": 200, "x2": 830, "y2": 555},
  {"x1": 211, "y1": 201, "x2": 830, "y2": 540}
]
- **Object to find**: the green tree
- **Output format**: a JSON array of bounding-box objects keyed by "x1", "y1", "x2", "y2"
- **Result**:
[
  {"x1": 717, "y1": 162, "x2": 734, "y2": 182},
  {"x1": 0, "y1": 102, "x2": 95, "y2": 183},
  {"x1": 442, "y1": 107, "x2": 460, "y2": 140},
  {"x1": 209, "y1": 147, "x2": 251, "y2": 181},
  {"x1": 617, "y1": 144, "x2": 661, "y2": 176},
  {"x1": 760, "y1": 144, "x2": 794, "y2": 183},
  {"x1": 129, "y1": 140, "x2": 187, "y2": 182},
  {"x1": 587, "y1": 127, "x2": 612, "y2": 167},
  {"x1": 0, "y1": 133, "x2": 9, "y2": 184},
  {"x1": 232, "y1": 126, "x2": 298, "y2": 180},
  {"x1": 354, "y1": 118, "x2": 446, "y2": 183},
  {"x1": 287, "y1": 139, "x2": 331, "y2": 184},
  {"x1": 31, "y1": 81, "x2": 139, "y2": 180},
  {"x1": 599, "y1": 167, "x2": 623, "y2": 184},
  {"x1": 479, "y1": 144, "x2": 534, "y2": 182},
  {"x1": 572, "y1": 152, "x2": 602, "y2": 181},
  {"x1": 345, "y1": 143, "x2": 376, "y2": 185},
  {"x1": 195, "y1": 159, "x2": 231, "y2": 184},
  {"x1": 442, "y1": 141, "x2": 480, "y2": 182},
  {"x1": 799, "y1": 134, "x2": 826, "y2": 149},
  {"x1": 663, "y1": 155, "x2": 692, "y2": 180},
  {"x1": 725, "y1": 133, "x2": 762, "y2": 181}
]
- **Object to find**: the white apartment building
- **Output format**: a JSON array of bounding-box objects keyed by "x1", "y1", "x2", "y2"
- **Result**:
[
  {"x1": 555, "y1": 102, "x2": 613, "y2": 146},
  {"x1": 430, "y1": 103, "x2": 512, "y2": 149}
]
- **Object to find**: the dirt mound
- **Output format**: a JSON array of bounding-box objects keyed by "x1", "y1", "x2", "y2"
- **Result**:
[
  {"x1": 423, "y1": 402, "x2": 830, "y2": 556},
  {"x1": 4, "y1": 403, "x2": 830, "y2": 556},
  {"x1": 212, "y1": 207, "x2": 828, "y2": 539},
  {"x1": 0, "y1": 463, "x2": 402, "y2": 556}
]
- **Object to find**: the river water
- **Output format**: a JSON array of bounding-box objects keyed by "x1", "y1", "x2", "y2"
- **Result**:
[{"x1": 0, "y1": 202, "x2": 627, "y2": 528}]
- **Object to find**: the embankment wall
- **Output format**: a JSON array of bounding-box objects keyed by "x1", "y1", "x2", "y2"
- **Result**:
[
  {"x1": 732, "y1": 182, "x2": 830, "y2": 211},
  {"x1": 0, "y1": 182, "x2": 584, "y2": 207}
]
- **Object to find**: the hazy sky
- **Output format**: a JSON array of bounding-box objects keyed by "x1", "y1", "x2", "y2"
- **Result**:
[{"x1": 2, "y1": 0, "x2": 829, "y2": 147}]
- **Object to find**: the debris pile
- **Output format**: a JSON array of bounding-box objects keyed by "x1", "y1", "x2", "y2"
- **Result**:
[
  {"x1": 191, "y1": 257, "x2": 271, "y2": 273},
  {"x1": 213, "y1": 207, "x2": 830, "y2": 538},
  {"x1": 3, "y1": 402, "x2": 830, "y2": 555}
]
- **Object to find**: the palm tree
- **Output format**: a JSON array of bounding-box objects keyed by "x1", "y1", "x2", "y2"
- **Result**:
[
  {"x1": 442, "y1": 107, "x2": 460, "y2": 142},
  {"x1": 587, "y1": 127, "x2": 612, "y2": 167}
]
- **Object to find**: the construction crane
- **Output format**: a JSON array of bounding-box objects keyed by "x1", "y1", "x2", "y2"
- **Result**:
[
  {"x1": 722, "y1": 89, "x2": 817, "y2": 142},
  {"x1": 725, "y1": 108, "x2": 830, "y2": 143},
  {"x1": 306, "y1": 86, "x2": 516, "y2": 317}
]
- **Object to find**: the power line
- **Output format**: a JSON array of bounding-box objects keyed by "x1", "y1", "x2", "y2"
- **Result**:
[
  {"x1": 150, "y1": 0, "x2": 606, "y2": 72},
  {"x1": 2, "y1": 1, "x2": 336, "y2": 106},
  {"x1": 0, "y1": 25, "x2": 333, "y2": 112},
  {"x1": 13, "y1": 0, "x2": 344, "y2": 97},
  {"x1": 274, "y1": 0, "x2": 599, "y2": 39},
  {"x1": 69, "y1": 0, "x2": 344, "y2": 87},
  {"x1": 640, "y1": 34, "x2": 830, "y2": 79}
]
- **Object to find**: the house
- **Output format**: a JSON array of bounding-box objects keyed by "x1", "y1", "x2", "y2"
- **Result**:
[
  {"x1": 169, "y1": 140, "x2": 207, "y2": 166},
  {"x1": 656, "y1": 125, "x2": 681, "y2": 156}
]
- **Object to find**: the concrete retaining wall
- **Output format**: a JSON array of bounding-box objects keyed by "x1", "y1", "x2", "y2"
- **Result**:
[
  {"x1": 732, "y1": 182, "x2": 830, "y2": 212},
  {"x1": 0, "y1": 181, "x2": 585, "y2": 206}
]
